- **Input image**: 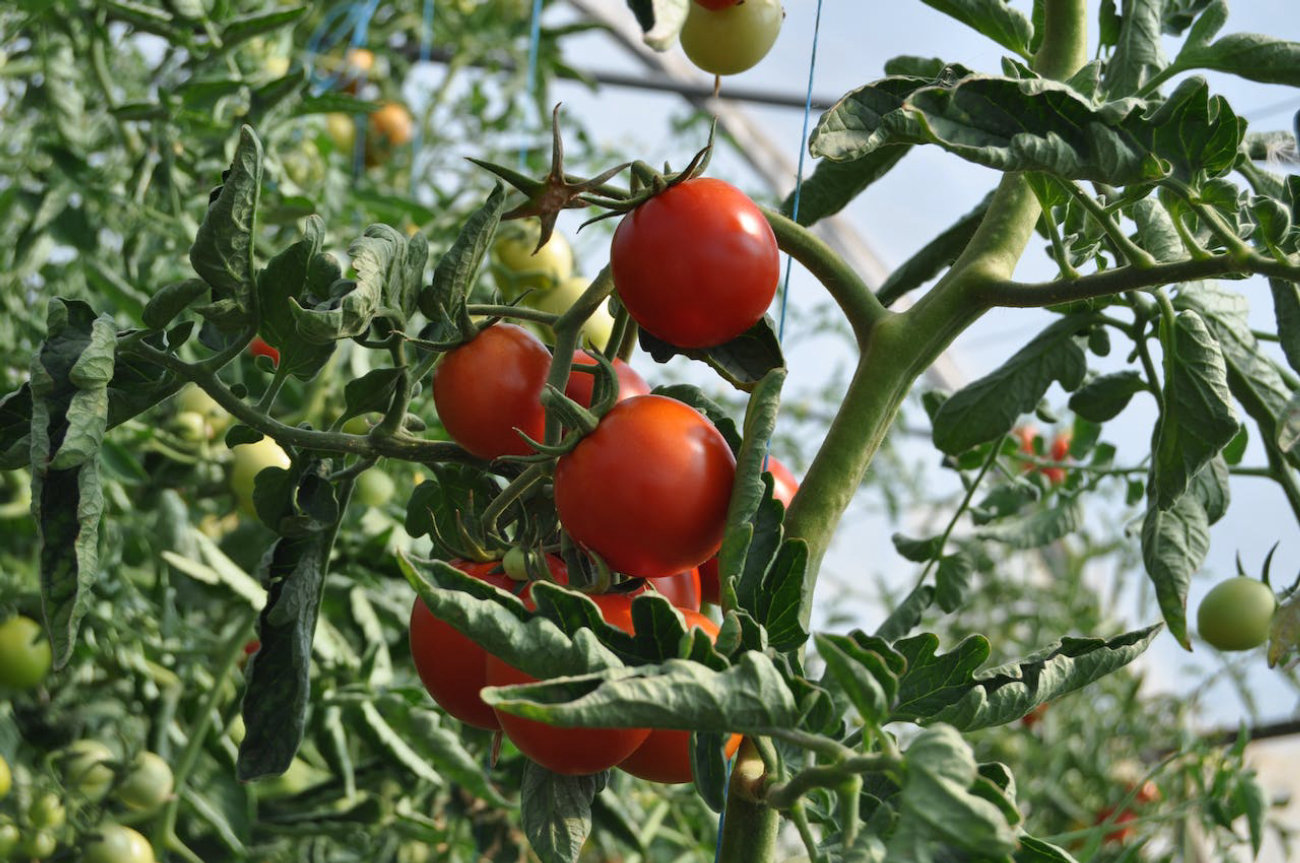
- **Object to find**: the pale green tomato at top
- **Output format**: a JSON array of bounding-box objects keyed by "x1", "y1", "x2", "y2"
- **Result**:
[
  {"x1": 492, "y1": 222, "x2": 574, "y2": 297},
  {"x1": 0, "y1": 615, "x2": 51, "y2": 690},
  {"x1": 680, "y1": 0, "x2": 783, "y2": 76},
  {"x1": 1197, "y1": 576, "x2": 1276, "y2": 651},
  {"x1": 229, "y1": 436, "x2": 292, "y2": 516}
]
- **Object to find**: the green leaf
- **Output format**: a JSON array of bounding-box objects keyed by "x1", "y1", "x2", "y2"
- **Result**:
[
  {"x1": 350, "y1": 223, "x2": 427, "y2": 324},
  {"x1": 520, "y1": 762, "x2": 601, "y2": 863},
  {"x1": 935, "y1": 552, "x2": 975, "y2": 613},
  {"x1": 875, "y1": 585, "x2": 936, "y2": 642},
  {"x1": 1152, "y1": 310, "x2": 1239, "y2": 509},
  {"x1": 781, "y1": 147, "x2": 911, "y2": 227},
  {"x1": 1176, "y1": 32, "x2": 1300, "y2": 87},
  {"x1": 1189, "y1": 455, "x2": 1230, "y2": 525},
  {"x1": 484, "y1": 651, "x2": 801, "y2": 735},
  {"x1": 190, "y1": 126, "x2": 263, "y2": 330},
  {"x1": 815, "y1": 633, "x2": 899, "y2": 726},
  {"x1": 917, "y1": 0, "x2": 1033, "y2": 57},
  {"x1": 238, "y1": 522, "x2": 340, "y2": 781},
  {"x1": 1016, "y1": 835, "x2": 1081, "y2": 862},
  {"x1": 885, "y1": 725, "x2": 1019, "y2": 860},
  {"x1": 420, "y1": 185, "x2": 506, "y2": 325},
  {"x1": 1068, "y1": 370, "x2": 1148, "y2": 422},
  {"x1": 1177, "y1": 283, "x2": 1300, "y2": 470},
  {"x1": 891, "y1": 627, "x2": 1159, "y2": 730},
  {"x1": 30, "y1": 300, "x2": 116, "y2": 668},
  {"x1": 142, "y1": 278, "x2": 209, "y2": 330},
  {"x1": 1269, "y1": 279, "x2": 1300, "y2": 374},
  {"x1": 877, "y1": 192, "x2": 990, "y2": 306},
  {"x1": 892, "y1": 533, "x2": 943, "y2": 563},
  {"x1": 358, "y1": 701, "x2": 443, "y2": 785},
  {"x1": 638, "y1": 317, "x2": 785, "y2": 393},
  {"x1": 403, "y1": 467, "x2": 500, "y2": 558},
  {"x1": 811, "y1": 72, "x2": 967, "y2": 162},
  {"x1": 1102, "y1": 0, "x2": 1168, "y2": 96},
  {"x1": 0, "y1": 386, "x2": 33, "y2": 470},
  {"x1": 932, "y1": 315, "x2": 1090, "y2": 454},
  {"x1": 287, "y1": 227, "x2": 393, "y2": 343},
  {"x1": 220, "y1": 7, "x2": 308, "y2": 49},
  {"x1": 1141, "y1": 491, "x2": 1210, "y2": 650},
  {"x1": 257, "y1": 217, "x2": 337, "y2": 379}
]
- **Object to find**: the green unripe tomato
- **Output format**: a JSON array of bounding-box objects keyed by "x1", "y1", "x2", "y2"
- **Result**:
[
  {"x1": 18, "y1": 829, "x2": 56, "y2": 859},
  {"x1": 492, "y1": 223, "x2": 574, "y2": 297},
  {"x1": 83, "y1": 824, "x2": 156, "y2": 863},
  {"x1": 341, "y1": 414, "x2": 373, "y2": 436},
  {"x1": 680, "y1": 0, "x2": 783, "y2": 76},
  {"x1": 62, "y1": 740, "x2": 116, "y2": 801},
  {"x1": 28, "y1": 793, "x2": 65, "y2": 830},
  {"x1": 114, "y1": 752, "x2": 174, "y2": 812},
  {"x1": 229, "y1": 437, "x2": 291, "y2": 516},
  {"x1": 1197, "y1": 576, "x2": 1276, "y2": 651},
  {"x1": 0, "y1": 755, "x2": 9, "y2": 799},
  {"x1": 0, "y1": 824, "x2": 17, "y2": 858},
  {"x1": 170, "y1": 411, "x2": 209, "y2": 444},
  {"x1": 520, "y1": 276, "x2": 615, "y2": 351},
  {"x1": 255, "y1": 757, "x2": 328, "y2": 800},
  {"x1": 175, "y1": 385, "x2": 230, "y2": 434},
  {"x1": 0, "y1": 615, "x2": 52, "y2": 690},
  {"x1": 325, "y1": 112, "x2": 356, "y2": 154},
  {"x1": 354, "y1": 469, "x2": 395, "y2": 508}
]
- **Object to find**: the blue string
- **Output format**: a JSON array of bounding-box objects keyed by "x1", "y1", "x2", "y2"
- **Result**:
[{"x1": 519, "y1": 0, "x2": 545, "y2": 171}]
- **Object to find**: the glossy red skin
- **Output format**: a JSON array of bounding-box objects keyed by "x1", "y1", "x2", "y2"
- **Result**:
[
  {"x1": 410, "y1": 558, "x2": 568, "y2": 730},
  {"x1": 432, "y1": 324, "x2": 551, "y2": 459},
  {"x1": 619, "y1": 610, "x2": 741, "y2": 783},
  {"x1": 694, "y1": 0, "x2": 741, "y2": 8},
  {"x1": 643, "y1": 568, "x2": 702, "y2": 611},
  {"x1": 611, "y1": 178, "x2": 779, "y2": 349},
  {"x1": 1095, "y1": 806, "x2": 1137, "y2": 844},
  {"x1": 485, "y1": 593, "x2": 650, "y2": 775},
  {"x1": 700, "y1": 456, "x2": 798, "y2": 605},
  {"x1": 564, "y1": 352, "x2": 651, "y2": 408},
  {"x1": 250, "y1": 336, "x2": 280, "y2": 365},
  {"x1": 555, "y1": 395, "x2": 735, "y2": 578}
]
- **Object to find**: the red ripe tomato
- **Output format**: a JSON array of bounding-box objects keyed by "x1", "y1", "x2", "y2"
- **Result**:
[
  {"x1": 611, "y1": 178, "x2": 779, "y2": 349},
  {"x1": 250, "y1": 336, "x2": 280, "y2": 365},
  {"x1": 699, "y1": 456, "x2": 797, "y2": 605},
  {"x1": 409, "y1": 558, "x2": 565, "y2": 730},
  {"x1": 643, "y1": 569, "x2": 702, "y2": 611},
  {"x1": 619, "y1": 610, "x2": 741, "y2": 783},
  {"x1": 1095, "y1": 805, "x2": 1137, "y2": 844},
  {"x1": 563, "y1": 351, "x2": 651, "y2": 408},
  {"x1": 485, "y1": 592, "x2": 651, "y2": 774},
  {"x1": 554, "y1": 395, "x2": 735, "y2": 578},
  {"x1": 432, "y1": 324, "x2": 551, "y2": 459}
]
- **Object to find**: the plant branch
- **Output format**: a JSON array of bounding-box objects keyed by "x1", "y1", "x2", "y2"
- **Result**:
[
  {"x1": 764, "y1": 754, "x2": 900, "y2": 811},
  {"x1": 762, "y1": 207, "x2": 889, "y2": 346},
  {"x1": 979, "y1": 252, "x2": 1300, "y2": 308}
]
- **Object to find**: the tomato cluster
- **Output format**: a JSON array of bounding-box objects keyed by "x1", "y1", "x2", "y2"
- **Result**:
[{"x1": 1015, "y1": 425, "x2": 1071, "y2": 485}]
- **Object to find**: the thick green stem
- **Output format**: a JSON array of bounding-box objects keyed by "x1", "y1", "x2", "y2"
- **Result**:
[{"x1": 718, "y1": 740, "x2": 780, "y2": 863}]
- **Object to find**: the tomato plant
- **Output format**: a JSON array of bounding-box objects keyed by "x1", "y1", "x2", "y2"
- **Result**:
[
  {"x1": 679, "y1": 0, "x2": 783, "y2": 76},
  {"x1": 82, "y1": 824, "x2": 156, "y2": 863},
  {"x1": 1196, "y1": 577, "x2": 1276, "y2": 651},
  {"x1": 554, "y1": 395, "x2": 735, "y2": 577},
  {"x1": 611, "y1": 178, "x2": 779, "y2": 348},
  {"x1": 485, "y1": 593, "x2": 651, "y2": 774},
  {"x1": 563, "y1": 351, "x2": 651, "y2": 408},
  {"x1": 249, "y1": 336, "x2": 280, "y2": 366},
  {"x1": 431, "y1": 324, "x2": 551, "y2": 459},
  {"x1": 114, "y1": 752, "x2": 174, "y2": 812},
  {"x1": 492, "y1": 222, "x2": 574, "y2": 296},
  {"x1": 641, "y1": 568, "x2": 702, "y2": 611},
  {"x1": 618, "y1": 609, "x2": 741, "y2": 783},
  {"x1": 522, "y1": 276, "x2": 616, "y2": 350},
  {"x1": 700, "y1": 456, "x2": 797, "y2": 605},
  {"x1": 0, "y1": 614, "x2": 51, "y2": 690},
  {"x1": 229, "y1": 436, "x2": 291, "y2": 516}
]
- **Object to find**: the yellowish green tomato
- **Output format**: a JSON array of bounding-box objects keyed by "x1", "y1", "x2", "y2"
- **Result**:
[
  {"x1": 82, "y1": 824, "x2": 156, "y2": 863},
  {"x1": 341, "y1": 414, "x2": 373, "y2": 436},
  {"x1": 680, "y1": 0, "x2": 783, "y2": 76},
  {"x1": 18, "y1": 829, "x2": 56, "y2": 859},
  {"x1": 175, "y1": 385, "x2": 230, "y2": 434},
  {"x1": 0, "y1": 824, "x2": 17, "y2": 858},
  {"x1": 229, "y1": 437, "x2": 292, "y2": 516},
  {"x1": 325, "y1": 112, "x2": 356, "y2": 155},
  {"x1": 354, "y1": 469, "x2": 395, "y2": 507},
  {"x1": 521, "y1": 275, "x2": 615, "y2": 351},
  {"x1": 1197, "y1": 576, "x2": 1277, "y2": 651},
  {"x1": 28, "y1": 793, "x2": 65, "y2": 830},
  {"x1": 169, "y1": 411, "x2": 209, "y2": 444},
  {"x1": 0, "y1": 615, "x2": 51, "y2": 690},
  {"x1": 0, "y1": 755, "x2": 9, "y2": 799},
  {"x1": 62, "y1": 740, "x2": 116, "y2": 801},
  {"x1": 492, "y1": 223, "x2": 574, "y2": 297},
  {"x1": 255, "y1": 757, "x2": 328, "y2": 800},
  {"x1": 114, "y1": 752, "x2": 174, "y2": 812}
]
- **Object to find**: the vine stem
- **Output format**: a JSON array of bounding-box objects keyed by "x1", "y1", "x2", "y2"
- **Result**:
[{"x1": 911, "y1": 434, "x2": 1007, "y2": 593}]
